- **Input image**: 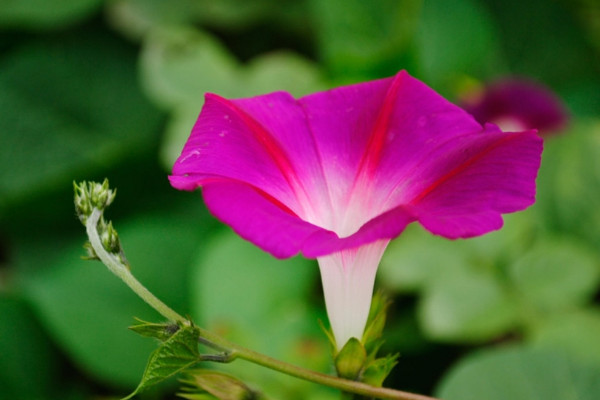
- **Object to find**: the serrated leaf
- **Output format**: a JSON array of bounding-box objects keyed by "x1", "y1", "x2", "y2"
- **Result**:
[
  {"x1": 129, "y1": 318, "x2": 181, "y2": 342},
  {"x1": 124, "y1": 324, "x2": 202, "y2": 399}
]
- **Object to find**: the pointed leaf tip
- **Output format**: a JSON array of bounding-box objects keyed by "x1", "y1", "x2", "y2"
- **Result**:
[{"x1": 123, "y1": 324, "x2": 201, "y2": 399}]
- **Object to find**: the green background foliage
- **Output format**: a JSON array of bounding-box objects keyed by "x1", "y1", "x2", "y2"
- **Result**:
[{"x1": 0, "y1": 0, "x2": 599, "y2": 399}]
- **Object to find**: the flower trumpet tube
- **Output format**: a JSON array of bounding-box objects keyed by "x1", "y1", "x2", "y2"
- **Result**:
[{"x1": 170, "y1": 70, "x2": 543, "y2": 349}]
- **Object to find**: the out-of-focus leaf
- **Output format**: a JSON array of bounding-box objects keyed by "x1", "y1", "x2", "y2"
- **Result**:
[
  {"x1": 536, "y1": 120, "x2": 600, "y2": 249},
  {"x1": 419, "y1": 271, "x2": 517, "y2": 342},
  {"x1": 107, "y1": 0, "x2": 204, "y2": 40},
  {"x1": 529, "y1": 309, "x2": 600, "y2": 367},
  {"x1": 0, "y1": 296, "x2": 59, "y2": 400},
  {"x1": 140, "y1": 28, "x2": 239, "y2": 110},
  {"x1": 379, "y1": 225, "x2": 470, "y2": 292},
  {"x1": 140, "y1": 27, "x2": 325, "y2": 168},
  {"x1": 191, "y1": 230, "x2": 336, "y2": 400},
  {"x1": 309, "y1": 0, "x2": 421, "y2": 80},
  {"x1": 124, "y1": 324, "x2": 201, "y2": 399},
  {"x1": 436, "y1": 346, "x2": 600, "y2": 400},
  {"x1": 508, "y1": 237, "x2": 600, "y2": 313},
  {"x1": 415, "y1": 0, "x2": 503, "y2": 92},
  {"x1": 0, "y1": 0, "x2": 102, "y2": 29},
  {"x1": 21, "y1": 205, "x2": 206, "y2": 387},
  {"x1": 0, "y1": 30, "x2": 163, "y2": 214},
  {"x1": 180, "y1": 369, "x2": 262, "y2": 400},
  {"x1": 380, "y1": 212, "x2": 534, "y2": 293}
]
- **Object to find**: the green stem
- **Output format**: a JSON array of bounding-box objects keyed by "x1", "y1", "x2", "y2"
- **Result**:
[
  {"x1": 86, "y1": 209, "x2": 184, "y2": 324},
  {"x1": 86, "y1": 208, "x2": 439, "y2": 400}
]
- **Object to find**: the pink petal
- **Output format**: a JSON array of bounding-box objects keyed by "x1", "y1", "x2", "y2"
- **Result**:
[{"x1": 171, "y1": 70, "x2": 543, "y2": 258}]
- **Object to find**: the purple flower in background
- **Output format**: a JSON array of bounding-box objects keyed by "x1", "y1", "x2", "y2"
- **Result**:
[
  {"x1": 170, "y1": 70, "x2": 542, "y2": 348},
  {"x1": 462, "y1": 78, "x2": 568, "y2": 135}
]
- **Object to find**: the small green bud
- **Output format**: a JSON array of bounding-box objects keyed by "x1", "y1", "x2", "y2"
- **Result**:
[
  {"x1": 99, "y1": 219, "x2": 121, "y2": 254},
  {"x1": 81, "y1": 241, "x2": 98, "y2": 260},
  {"x1": 334, "y1": 337, "x2": 367, "y2": 381},
  {"x1": 73, "y1": 179, "x2": 116, "y2": 224},
  {"x1": 180, "y1": 370, "x2": 260, "y2": 400}
]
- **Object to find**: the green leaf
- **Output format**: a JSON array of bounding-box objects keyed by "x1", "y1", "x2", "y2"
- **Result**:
[
  {"x1": 528, "y1": 308, "x2": 600, "y2": 367},
  {"x1": 124, "y1": 324, "x2": 202, "y2": 399},
  {"x1": 129, "y1": 318, "x2": 182, "y2": 342},
  {"x1": 0, "y1": 30, "x2": 163, "y2": 214},
  {"x1": 309, "y1": 0, "x2": 421, "y2": 80},
  {"x1": 0, "y1": 0, "x2": 102, "y2": 29},
  {"x1": 419, "y1": 271, "x2": 517, "y2": 342},
  {"x1": 536, "y1": 120, "x2": 600, "y2": 249},
  {"x1": 508, "y1": 237, "x2": 600, "y2": 313},
  {"x1": 436, "y1": 346, "x2": 600, "y2": 400},
  {"x1": 379, "y1": 225, "x2": 471, "y2": 292}
]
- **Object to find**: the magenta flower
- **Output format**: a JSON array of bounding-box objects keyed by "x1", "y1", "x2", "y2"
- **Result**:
[
  {"x1": 170, "y1": 70, "x2": 542, "y2": 348},
  {"x1": 462, "y1": 78, "x2": 568, "y2": 135}
]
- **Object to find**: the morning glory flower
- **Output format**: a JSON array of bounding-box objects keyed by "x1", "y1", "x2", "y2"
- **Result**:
[
  {"x1": 170, "y1": 70, "x2": 543, "y2": 348},
  {"x1": 462, "y1": 78, "x2": 568, "y2": 135}
]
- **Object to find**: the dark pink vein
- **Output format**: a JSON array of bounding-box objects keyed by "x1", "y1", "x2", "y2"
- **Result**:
[
  {"x1": 355, "y1": 71, "x2": 406, "y2": 177},
  {"x1": 409, "y1": 133, "x2": 519, "y2": 205},
  {"x1": 207, "y1": 93, "x2": 304, "y2": 197}
]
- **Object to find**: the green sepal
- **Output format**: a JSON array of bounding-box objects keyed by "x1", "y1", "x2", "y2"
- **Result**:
[
  {"x1": 317, "y1": 318, "x2": 337, "y2": 353},
  {"x1": 334, "y1": 337, "x2": 367, "y2": 380},
  {"x1": 179, "y1": 369, "x2": 261, "y2": 400},
  {"x1": 129, "y1": 318, "x2": 181, "y2": 342},
  {"x1": 362, "y1": 290, "x2": 390, "y2": 356},
  {"x1": 123, "y1": 323, "x2": 202, "y2": 399},
  {"x1": 361, "y1": 353, "x2": 399, "y2": 387}
]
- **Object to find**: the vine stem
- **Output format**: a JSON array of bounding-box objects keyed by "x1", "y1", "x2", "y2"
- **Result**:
[{"x1": 86, "y1": 208, "x2": 439, "y2": 400}]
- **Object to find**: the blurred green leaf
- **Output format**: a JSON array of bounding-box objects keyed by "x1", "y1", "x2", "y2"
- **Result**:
[
  {"x1": 508, "y1": 237, "x2": 600, "y2": 313},
  {"x1": 191, "y1": 230, "x2": 336, "y2": 400},
  {"x1": 419, "y1": 271, "x2": 517, "y2": 342},
  {"x1": 180, "y1": 369, "x2": 262, "y2": 400},
  {"x1": 0, "y1": 0, "x2": 102, "y2": 29},
  {"x1": 379, "y1": 225, "x2": 470, "y2": 292},
  {"x1": 309, "y1": 0, "x2": 421, "y2": 80},
  {"x1": 379, "y1": 213, "x2": 534, "y2": 293},
  {"x1": 107, "y1": 0, "x2": 205, "y2": 40},
  {"x1": 140, "y1": 27, "x2": 239, "y2": 110},
  {"x1": 436, "y1": 346, "x2": 600, "y2": 400},
  {"x1": 0, "y1": 30, "x2": 163, "y2": 214},
  {"x1": 529, "y1": 308, "x2": 600, "y2": 367},
  {"x1": 21, "y1": 205, "x2": 206, "y2": 387},
  {"x1": 415, "y1": 0, "x2": 503, "y2": 92},
  {"x1": 124, "y1": 324, "x2": 201, "y2": 399},
  {"x1": 140, "y1": 27, "x2": 325, "y2": 168},
  {"x1": 536, "y1": 120, "x2": 600, "y2": 249},
  {"x1": 0, "y1": 295, "x2": 59, "y2": 400}
]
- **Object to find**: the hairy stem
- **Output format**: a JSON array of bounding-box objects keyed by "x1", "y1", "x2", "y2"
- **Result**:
[{"x1": 85, "y1": 207, "x2": 439, "y2": 400}]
